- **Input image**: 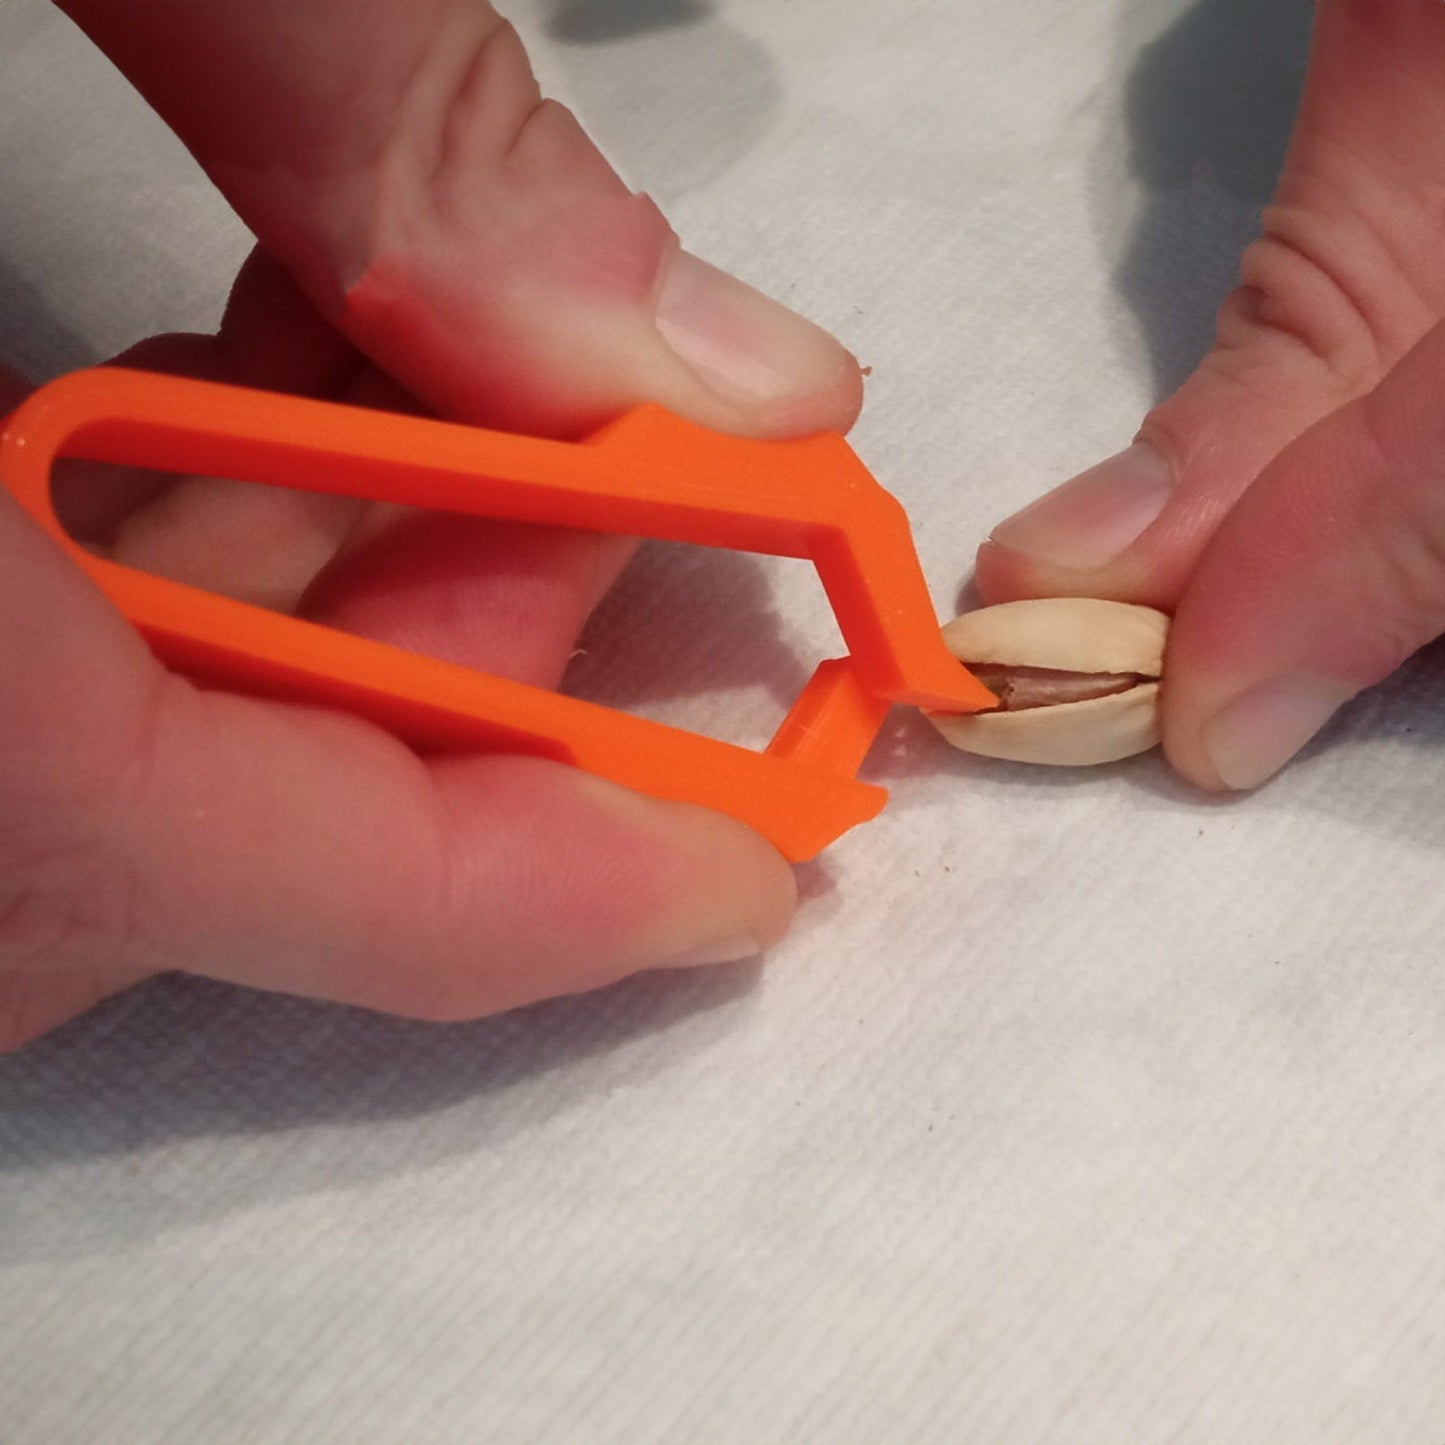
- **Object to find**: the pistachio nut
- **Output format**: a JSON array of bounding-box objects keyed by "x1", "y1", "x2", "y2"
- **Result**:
[{"x1": 927, "y1": 598, "x2": 1170, "y2": 765}]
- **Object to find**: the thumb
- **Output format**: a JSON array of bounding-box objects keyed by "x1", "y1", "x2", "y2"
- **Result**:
[
  {"x1": 1162, "y1": 320, "x2": 1445, "y2": 790},
  {"x1": 57, "y1": 0, "x2": 861, "y2": 439},
  {"x1": 974, "y1": 0, "x2": 1445, "y2": 609}
]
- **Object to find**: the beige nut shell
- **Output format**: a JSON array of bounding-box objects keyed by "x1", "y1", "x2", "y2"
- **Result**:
[{"x1": 929, "y1": 598, "x2": 1170, "y2": 766}]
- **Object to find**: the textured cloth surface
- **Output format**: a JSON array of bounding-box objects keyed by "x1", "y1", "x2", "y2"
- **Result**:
[{"x1": 4, "y1": 2, "x2": 1445, "y2": 1442}]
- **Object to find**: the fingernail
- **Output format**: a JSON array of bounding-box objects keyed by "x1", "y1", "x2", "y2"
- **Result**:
[
  {"x1": 990, "y1": 440, "x2": 1174, "y2": 571},
  {"x1": 1199, "y1": 677, "x2": 1355, "y2": 790},
  {"x1": 655, "y1": 250, "x2": 852, "y2": 408},
  {"x1": 664, "y1": 933, "x2": 763, "y2": 970}
]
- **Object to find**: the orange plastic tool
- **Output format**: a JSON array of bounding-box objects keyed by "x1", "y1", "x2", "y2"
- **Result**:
[{"x1": 0, "y1": 368, "x2": 992, "y2": 861}]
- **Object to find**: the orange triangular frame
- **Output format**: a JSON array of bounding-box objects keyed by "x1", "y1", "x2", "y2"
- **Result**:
[{"x1": 1, "y1": 369, "x2": 990, "y2": 860}]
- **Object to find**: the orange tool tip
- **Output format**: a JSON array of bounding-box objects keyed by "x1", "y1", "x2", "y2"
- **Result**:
[{"x1": 0, "y1": 368, "x2": 992, "y2": 861}]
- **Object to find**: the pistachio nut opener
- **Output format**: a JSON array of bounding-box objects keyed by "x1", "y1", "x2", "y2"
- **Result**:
[{"x1": 0, "y1": 368, "x2": 993, "y2": 861}]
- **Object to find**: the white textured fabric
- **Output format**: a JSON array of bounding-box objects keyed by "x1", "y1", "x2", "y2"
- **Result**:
[{"x1": 4, "y1": 2, "x2": 1445, "y2": 1442}]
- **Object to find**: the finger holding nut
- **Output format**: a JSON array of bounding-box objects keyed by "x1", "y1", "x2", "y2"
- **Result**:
[{"x1": 927, "y1": 598, "x2": 1171, "y2": 766}]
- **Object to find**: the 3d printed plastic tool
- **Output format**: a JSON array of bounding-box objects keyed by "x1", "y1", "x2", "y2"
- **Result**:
[{"x1": 0, "y1": 368, "x2": 993, "y2": 861}]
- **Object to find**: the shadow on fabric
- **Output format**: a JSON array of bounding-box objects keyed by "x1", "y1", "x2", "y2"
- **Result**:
[
  {"x1": 545, "y1": 0, "x2": 714, "y2": 44},
  {"x1": 0, "y1": 260, "x2": 101, "y2": 381},
  {"x1": 534, "y1": 0, "x2": 780, "y2": 206},
  {"x1": 0, "y1": 960, "x2": 765, "y2": 1260},
  {"x1": 1108, "y1": 0, "x2": 1311, "y2": 398}
]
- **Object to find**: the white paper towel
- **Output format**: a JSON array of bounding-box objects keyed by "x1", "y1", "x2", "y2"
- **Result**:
[{"x1": 3, "y1": 2, "x2": 1444, "y2": 1441}]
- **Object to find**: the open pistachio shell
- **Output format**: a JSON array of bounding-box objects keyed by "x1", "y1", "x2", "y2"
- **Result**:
[{"x1": 928, "y1": 598, "x2": 1171, "y2": 766}]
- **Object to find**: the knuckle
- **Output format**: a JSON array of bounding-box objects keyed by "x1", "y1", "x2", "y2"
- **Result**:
[
  {"x1": 1225, "y1": 220, "x2": 1380, "y2": 385},
  {"x1": 389, "y1": 14, "x2": 546, "y2": 198},
  {"x1": 1216, "y1": 190, "x2": 1439, "y2": 393},
  {"x1": 0, "y1": 823, "x2": 136, "y2": 973}
]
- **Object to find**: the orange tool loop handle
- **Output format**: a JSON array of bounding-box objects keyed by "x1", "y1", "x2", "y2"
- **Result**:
[{"x1": 0, "y1": 369, "x2": 990, "y2": 861}]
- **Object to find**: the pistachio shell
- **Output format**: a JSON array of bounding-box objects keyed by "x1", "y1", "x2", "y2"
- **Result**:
[
  {"x1": 930, "y1": 682, "x2": 1161, "y2": 765},
  {"x1": 940, "y1": 598, "x2": 1167, "y2": 677},
  {"x1": 928, "y1": 598, "x2": 1171, "y2": 766}
]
